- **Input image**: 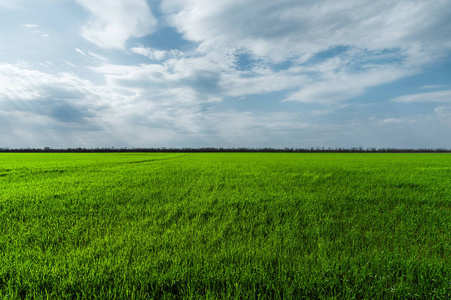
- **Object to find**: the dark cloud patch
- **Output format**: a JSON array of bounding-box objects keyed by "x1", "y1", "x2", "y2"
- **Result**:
[
  {"x1": 182, "y1": 70, "x2": 221, "y2": 95},
  {"x1": 47, "y1": 101, "x2": 91, "y2": 123},
  {"x1": 0, "y1": 98, "x2": 94, "y2": 124}
]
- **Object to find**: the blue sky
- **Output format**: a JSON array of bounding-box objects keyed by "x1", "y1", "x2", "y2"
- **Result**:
[{"x1": 0, "y1": 0, "x2": 450, "y2": 149}]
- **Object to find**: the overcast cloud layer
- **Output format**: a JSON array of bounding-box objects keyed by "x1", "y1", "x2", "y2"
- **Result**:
[{"x1": 0, "y1": 0, "x2": 450, "y2": 148}]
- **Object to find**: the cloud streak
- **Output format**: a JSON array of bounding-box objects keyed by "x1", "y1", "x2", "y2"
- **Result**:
[
  {"x1": 22, "y1": 24, "x2": 40, "y2": 28},
  {"x1": 392, "y1": 90, "x2": 451, "y2": 103}
]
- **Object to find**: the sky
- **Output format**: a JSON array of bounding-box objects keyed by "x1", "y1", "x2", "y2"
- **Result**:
[{"x1": 0, "y1": 0, "x2": 451, "y2": 149}]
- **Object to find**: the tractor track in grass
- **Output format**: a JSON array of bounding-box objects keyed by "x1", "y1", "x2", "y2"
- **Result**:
[{"x1": 124, "y1": 154, "x2": 189, "y2": 164}]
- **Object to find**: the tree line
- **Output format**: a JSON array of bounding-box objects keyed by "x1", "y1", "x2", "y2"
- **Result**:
[{"x1": 0, "y1": 147, "x2": 450, "y2": 153}]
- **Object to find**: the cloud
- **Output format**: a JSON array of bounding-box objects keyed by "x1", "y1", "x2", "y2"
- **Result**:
[
  {"x1": 72, "y1": 0, "x2": 451, "y2": 110},
  {"x1": 75, "y1": 48, "x2": 88, "y2": 57},
  {"x1": 23, "y1": 24, "x2": 40, "y2": 28},
  {"x1": 75, "y1": 48, "x2": 109, "y2": 62},
  {"x1": 285, "y1": 63, "x2": 412, "y2": 104},
  {"x1": 162, "y1": 0, "x2": 451, "y2": 62},
  {"x1": 91, "y1": 55, "x2": 224, "y2": 104},
  {"x1": 221, "y1": 67, "x2": 309, "y2": 98},
  {"x1": 97, "y1": 44, "x2": 411, "y2": 109},
  {"x1": 421, "y1": 85, "x2": 444, "y2": 90},
  {"x1": 158, "y1": 0, "x2": 451, "y2": 106},
  {"x1": 92, "y1": 51, "x2": 308, "y2": 107},
  {"x1": 380, "y1": 118, "x2": 407, "y2": 125},
  {"x1": 434, "y1": 105, "x2": 451, "y2": 128},
  {"x1": 88, "y1": 51, "x2": 108, "y2": 62},
  {"x1": 76, "y1": 0, "x2": 158, "y2": 49},
  {"x1": 22, "y1": 23, "x2": 50, "y2": 38},
  {"x1": 130, "y1": 45, "x2": 183, "y2": 61},
  {"x1": 435, "y1": 105, "x2": 451, "y2": 115},
  {"x1": 0, "y1": 63, "x2": 116, "y2": 125},
  {"x1": 1, "y1": 62, "x2": 450, "y2": 149},
  {"x1": 391, "y1": 90, "x2": 451, "y2": 103}
]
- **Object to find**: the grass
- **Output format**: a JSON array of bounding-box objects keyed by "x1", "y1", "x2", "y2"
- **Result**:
[{"x1": 0, "y1": 153, "x2": 451, "y2": 299}]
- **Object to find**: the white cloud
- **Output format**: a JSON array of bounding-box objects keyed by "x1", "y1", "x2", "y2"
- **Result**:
[
  {"x1": 161, "y1": 0, "x2": 451, "y2": 63},
  {"x1": 91, "y1": 51, "x2": 309, "y2": 107},
  {"x1": 131, "y1": 46, "x2": 167, "y2": 61},
  {"x1": 380, "y1": 118, "x2": 404, "y2": 125},
  {"x1": 77, "y1": 0, "x2": 158, "y2": 49},
  {"x1": 157, "y1": 0, "x2": 451, "y2": 106},
  {"x1": 88, "y1": 51, "x2": 108, "y2": 62},
  {"x1": 91, "y1": 55, "x2": 224, "y2": 105},
  {"x1": 75, "y1": 48, "x2": 88, "y2": 57},
  {"x1": 0, "y1": 63, "x2": 122, "y2": 121},
  {"x1": 435, "y1": 105, "x2": 451, "y2": 115},
  {"x1": 22, "y1": 23, "x2": 50, "y2": 38},
  {"x1": 1, "y1": 62, "x2": 450, "y2": 149},
  {"x1": 39, "y1": 61, "x2": 55, "y2": 68},
  {"x1": 130, "y1": 45, "x2": 183, "y2": 61},
  {"x1": 75, "y1": 48, "x2": 108, "y2": 62},
  {"x1": 23, "y1": 24, "x2": 40, "y2": 28},
  {"x1": 391, "y1": 90, "x2": 451, "y2": 103},
  {"x1": 0, "y1": 63, "x2": 157, "y2": 147},
  {"x1": 221, "y1": 68, "x2": 309, "y2": 98},
  {"x1": 286, "y1": 64, "x2": 412, "y2": 104},
  {"x1": 421, "y1": 85, "x2": 444, "y2": 90}
]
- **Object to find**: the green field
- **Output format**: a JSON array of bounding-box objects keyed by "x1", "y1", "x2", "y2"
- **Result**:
[{"x1": 1, "y1": 153, "x2": 451, "y2": 299}]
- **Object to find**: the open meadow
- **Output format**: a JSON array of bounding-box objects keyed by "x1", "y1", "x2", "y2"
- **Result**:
[{"x1": 1, "y1": 153, "x2": 451, "y2": 299}]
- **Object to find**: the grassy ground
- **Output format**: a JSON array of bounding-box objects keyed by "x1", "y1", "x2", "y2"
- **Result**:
[{"x1": 0, "y1": 153, "x2": 451, "y2": 299}]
